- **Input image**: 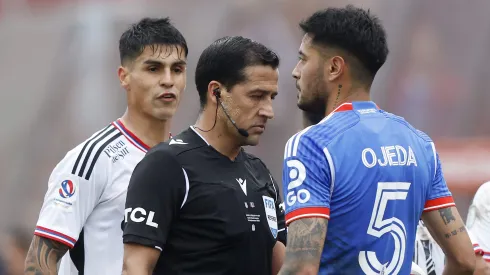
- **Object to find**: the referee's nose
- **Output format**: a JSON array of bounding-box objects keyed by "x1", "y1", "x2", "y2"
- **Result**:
[{"x1": 258, "y1": 101, "x2": 274, "y2": 120}]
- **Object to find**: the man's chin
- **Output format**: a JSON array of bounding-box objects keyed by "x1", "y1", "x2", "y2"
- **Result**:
[
  {"x1": 297, "y1": 99, "x2": 325, "y2": 114},
  {"x1": 243, "y1": 135, "x2": 260, "y2": 146},
  {"x1": 297, "y1": 101, "x2": 312, "y2": 112}
]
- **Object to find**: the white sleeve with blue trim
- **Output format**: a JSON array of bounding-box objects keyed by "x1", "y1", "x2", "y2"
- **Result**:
[{"x1": 282, "y1": 128, "x2": 333, "y2": 225}]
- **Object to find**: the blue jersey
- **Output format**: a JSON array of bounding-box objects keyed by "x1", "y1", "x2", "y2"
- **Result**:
[{"x1": 282, "y1": 101, "x2": 455, "y2": 275}]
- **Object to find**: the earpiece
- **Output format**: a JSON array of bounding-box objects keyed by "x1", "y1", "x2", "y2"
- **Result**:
[
  {"x1": 211, "y1": 86, "x2": 249, "y2": 137},
  {"x1": 213, "y1": 87, "x2": 221, "y2": 98}
]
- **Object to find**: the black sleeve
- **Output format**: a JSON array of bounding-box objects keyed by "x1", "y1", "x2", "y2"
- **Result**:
[
  {"x1": 271, "y1": 174, "x2": 287, "y2": 246},
  {"x1": 123, "y1": 149, "x2": 186, "y2": 249}
]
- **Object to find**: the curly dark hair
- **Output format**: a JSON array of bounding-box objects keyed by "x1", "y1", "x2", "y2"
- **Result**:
[{"x1": 300, "y1": 5, "x2": 388, "y2": 83}]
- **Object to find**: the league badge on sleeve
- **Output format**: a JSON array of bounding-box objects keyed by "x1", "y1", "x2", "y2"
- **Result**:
[
  {"x1": 263, "y1": 196, "x2": 278, "y2": 239},
  {"x1": 59, "y1": 179, "x2": 76, "y2": 198},
  {"x1": 54, "y1": 178, "x2": 78, "y2": 208}
]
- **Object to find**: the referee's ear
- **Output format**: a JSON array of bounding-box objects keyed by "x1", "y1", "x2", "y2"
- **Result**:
[
  {"x1": 207, "y1": 81, "x2": 222, "y2": 105},
  {"x1": 118, "y1": 66, "x2": 130, "y2": 90}
]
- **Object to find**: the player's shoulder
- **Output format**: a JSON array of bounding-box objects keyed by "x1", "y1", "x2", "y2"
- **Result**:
[
  {"x1": 381, "y1": 110, "x2": 434, "y2": 144},
  {"x1": 473, "y1": 181, "x2": 490, "y2": 204},
  {"x1": 476, "y1": 181, "x2": 490, "y2": 194},
  {"x1": 285, "y1": 111, "x2": 358, "y2": 154},
  {"x1": 59, "y1": 122, "x2": 124, "y2": 181}
]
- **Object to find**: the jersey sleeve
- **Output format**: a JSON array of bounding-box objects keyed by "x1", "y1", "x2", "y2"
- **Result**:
[
  {"x1": 466, "y1": 182, "x2": 490, "y2": 261},
  {"x1": 282, "y1": 132, "x2": 332, "y2": 226},
  {"x1": 123, "y1": 149, "x2": 187, "y2": 250},
  {"x1": 35, "y1": 150, "x2": 107, "y2": 248},
  {"x1": 423, "y1": 144, "x2": 456, "y2": 212}
]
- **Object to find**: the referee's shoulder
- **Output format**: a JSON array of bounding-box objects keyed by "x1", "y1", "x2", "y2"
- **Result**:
[
  {"x1": 149, "y1": 129, "x2": 206, "y2": 159},
  {"x1": 243, "y1": 151, "x2": 270, "y2": 173},
  {"x1": 58, "y1": 122, "x2": 122, "y2": 181}
]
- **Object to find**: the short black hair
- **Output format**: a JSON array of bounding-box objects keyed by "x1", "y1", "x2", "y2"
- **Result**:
[
  {"x1": 119, "y1": 17, "x2": 188, "y2": 65},
  {"x1": 195, "y1": 36, "x2": 279, "y2": 108},
  {"x1": 300, "y1": 5, "x2": 388, "y2": 82}
]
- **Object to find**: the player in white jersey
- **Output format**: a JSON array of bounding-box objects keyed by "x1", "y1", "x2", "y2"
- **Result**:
[
  {"x1": 413, "y1": 220, "x2": 445, "y2": 275},
  {"x1": 467, "y1": 181, "x2": 490, "y2": 274},
  {"x1": 24, "y1": 17, "x2": 188, "y2": 274},
  {"x1": 411, "y1": 181, "x2": 490, "y2": 275}
]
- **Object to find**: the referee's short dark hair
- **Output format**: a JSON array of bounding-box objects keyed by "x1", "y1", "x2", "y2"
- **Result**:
[
  {"x1": 300, "y1": 5, "x2": 388, "y2": 84},
  {"x1": 195, "y1": 36, "x2": 280, "y2": 109},
  {"x1": 119, "y1": 17, "x2": 188, "y2": 65}
]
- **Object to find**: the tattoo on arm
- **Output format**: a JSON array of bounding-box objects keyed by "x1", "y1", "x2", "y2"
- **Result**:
[
  {"x1": 279, "y1": 218, "x2": 328, "y2": 275},
  {"x1": 439, "y1": 208, "x2": 456, "y2": 225},
  {"x1": 443, "y1": 226, "x2": 467, "y2": 239},
  {"x1": 24, "y1": 236, "x2": 69, "y2": 275}
]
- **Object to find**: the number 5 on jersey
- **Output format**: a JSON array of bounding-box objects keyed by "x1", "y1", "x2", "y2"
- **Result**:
[
  {"x1": 285, "y1": 160, "x2": 310, "y2": 206},
  {"x1": 359, "y1": 182, "x2": 411, "y2": 275}
]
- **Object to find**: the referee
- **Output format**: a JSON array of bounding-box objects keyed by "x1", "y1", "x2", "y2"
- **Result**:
[{"x1": 122, "y1": 36, "x2": 286, "y2": 275}]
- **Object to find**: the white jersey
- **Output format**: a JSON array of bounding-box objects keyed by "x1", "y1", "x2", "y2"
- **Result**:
[
  {"x1": 413, "y1": 220, "x2": 445, "y2": 275},
  {"x1": 34, "y1": 119, "x2": 149, "y2": 274},
  {"x1": 467, "y1": 181, "x2": 490, "y2": 263}
]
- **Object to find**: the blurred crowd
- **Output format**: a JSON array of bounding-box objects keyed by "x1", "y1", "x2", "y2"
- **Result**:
[{"x1": 1, "y1": 0, "x2": 490, "y2": 272}]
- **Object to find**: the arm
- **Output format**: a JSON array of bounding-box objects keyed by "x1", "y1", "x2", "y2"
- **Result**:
[
  {"x1": 420, "y1": 145, "x2": 475, "y2": 274},
  {"x1": 272, "y1": 241, "x2": 286, "y2": 275},
  {"x1": 422, "y1": 207, "x2": 475, "y2": 275},
  {"x1": 122, "y1": 243, "x2": 160, "y2": 275},
  {"x1": 24, "y1": 236, "x2": 69, "y2": 274},
  {"x1": 475, "y1": 254, "x2": 490, "y2": 275},
  {"x1": 123, "y1": 150, "x2": 187, "y2": 274},
  {"x1": 278, "y1": 218, "x2": 328, "y2": 275},
  {"x1": 25, "y1": 150, "x2": 103, "y2": 274},
  {"x1": 280, "y1": 133, "x2": 332, "y2": 274}
]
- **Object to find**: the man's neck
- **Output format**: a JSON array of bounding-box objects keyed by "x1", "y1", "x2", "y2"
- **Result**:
[
  {"x1": 325, "y1": 85, "x2": 371, "y2": 116},
  {"x1": 302, "y1": 111, "x2": 324, "y2": 128},
  {"x1": 120, "y1": 109, "x2": 171, "y2": 148},
  {"x1": 194, "y1": 111, "x2": 241, "y2": 160}
]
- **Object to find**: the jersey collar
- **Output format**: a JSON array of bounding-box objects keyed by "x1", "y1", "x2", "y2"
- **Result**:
[
  {"x1": 112, "y1": 119, "x2": 150, "y2": 152},
  {"x1": 188, "y1": 126, "x2": 246, "y2": 162},
  {"x1": 332, "y1": 101, "x2": 379, "y2": 113},
  {"x1": 321, "y1": 101, "x2": 379, "y2": 124}
]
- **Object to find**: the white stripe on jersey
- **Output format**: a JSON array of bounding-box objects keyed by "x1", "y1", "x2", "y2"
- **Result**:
[
  {"x1": 323, "y1": 148, "x2": 336, "y2": 197},
  {"x1": 180, "y1": 168, "x2": 190, "y2": 209},
  {"x1": 284, "y1": 126, "x2": 313, "y2": 159},
  {"x1": 429, "y1": 142, "x2": 437, "y2": 179},
  {"x1": 423, "y1": 202, "x2": 456, "y2": 212},
  {"x1": 292, "y1": 127, "x2": 309, "y2": 157}
]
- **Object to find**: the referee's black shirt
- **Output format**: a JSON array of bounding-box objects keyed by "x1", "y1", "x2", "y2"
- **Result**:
[{"x1": 123, "y1": 127, "x2": 286, "y2": 275}]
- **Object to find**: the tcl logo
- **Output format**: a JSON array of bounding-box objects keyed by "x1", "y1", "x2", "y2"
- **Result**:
[
  {"x1": 124, "y1": 207, "x2": 159, "y2": 228},
  {"x1": 286, "y1": 159, "x2": 310, "y2": 206}
]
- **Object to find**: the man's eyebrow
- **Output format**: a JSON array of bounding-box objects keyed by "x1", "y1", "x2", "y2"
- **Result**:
[
  {"x1": 143, "y1": 59, "x2": 187, "y2": 66},
  {"x1": 173, "y1": 60, "x2": 187, "y2": 66},
  {"x1": 250, "y1": 89, "x2": 278, "y2": 96}
]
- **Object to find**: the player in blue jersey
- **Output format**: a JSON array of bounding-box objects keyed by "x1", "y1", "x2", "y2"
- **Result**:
[{"x1": 279, "y1": 5, "x2": 476, "y2": 275}]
